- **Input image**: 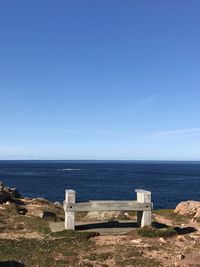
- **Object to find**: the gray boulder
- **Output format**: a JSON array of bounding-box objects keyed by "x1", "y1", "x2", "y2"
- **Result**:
[
  {"x1": 0, "y1": 181, "x2": 5, "y2": 191},
  {"x1": 0, "y1": 190, "x2": 10, "y2": 203},
  {"x1": 40, "y1": 211, "x2": 57, "y2": 221},
  {"x1": 4, "y1": 187, "x2": 21, "y2": 199},
  {"x1": 0, "y1": 181, "x2": 21, "y2": 203}
]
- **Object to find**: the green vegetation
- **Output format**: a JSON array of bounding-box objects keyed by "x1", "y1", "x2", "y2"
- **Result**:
[
  {"x1": 116, "y1": 245, "x2": 142, "y2": 257},
  {"x1": 0, "y1": 202, "x2": 195, "y2": 266},
  {"x1": 0, "y1": 232, "x2": 93, "y2": 266},
  {"x1": 153, "y1": 209, "x2": 190, "y2": 223},
  {"x1": 138, "y1": 226, "x2": 177, "y2": 238},
  {"x1": 84, "y1": 252, "x2": 112, "y2": 261},
  {"x1": 50, "y1": 229, "x2": 99, "y2": 239},
  {"x1": 115, "y1": 245, "x2": 161, "y2": 267},
  {"x1": 116, "y1": 258, "x2": 161, "y2": 267},
  {"x1": 0, "y1": 214, "x2": 51, "y2": 234},
  {"x1": 0, "y1": 208, "x2": 98, "y2": 266}
]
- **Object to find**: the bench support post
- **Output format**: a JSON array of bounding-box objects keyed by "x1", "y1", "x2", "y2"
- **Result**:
[
  {"x1": 64, "y1": 190, "x2": 76, "y2": 230},
  {"x1": 135, "y1": 189, "x2": 152, "y2": 227}
]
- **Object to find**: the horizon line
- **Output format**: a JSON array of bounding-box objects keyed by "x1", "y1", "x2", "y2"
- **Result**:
[{"x1": 0, "y1": 159, "x2": 200, "y2": 162}]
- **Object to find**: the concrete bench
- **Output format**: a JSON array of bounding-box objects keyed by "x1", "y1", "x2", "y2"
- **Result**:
[{"x1": 63, "y1": 189, "x2": 152, "y2": 230}]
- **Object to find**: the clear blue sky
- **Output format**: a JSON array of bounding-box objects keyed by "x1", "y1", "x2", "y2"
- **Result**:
[{"x1": 0, "y1": 1, "x2": 200, "y2": 160}]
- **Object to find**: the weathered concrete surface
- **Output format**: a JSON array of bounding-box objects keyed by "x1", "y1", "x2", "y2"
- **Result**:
[
  {"x1": 50, "y1": 220, "x2": 138, "y2": 235},
  {"x1": 64, "y1": 190, "x2": 76, "y2": 230},
  {"x1": 136, "y1": 189, "x2": 152, "y2": 227}
]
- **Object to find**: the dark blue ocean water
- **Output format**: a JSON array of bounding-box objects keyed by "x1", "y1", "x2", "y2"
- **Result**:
[{"x1": 0, "y1": 160, "x2": 200, "y2": 209}]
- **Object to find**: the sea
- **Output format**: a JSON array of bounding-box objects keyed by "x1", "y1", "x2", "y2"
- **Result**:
[{"x1": 0, "y1": 160, "x2": 200, "y2": 209}]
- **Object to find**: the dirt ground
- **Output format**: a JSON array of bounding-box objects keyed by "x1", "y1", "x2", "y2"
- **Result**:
[
  {"x1": 1, "y1": 199, "x2": 200, "y2": 266},
  {"x1": 49, "y1": 216, "x2": 200, "y2": 267}
]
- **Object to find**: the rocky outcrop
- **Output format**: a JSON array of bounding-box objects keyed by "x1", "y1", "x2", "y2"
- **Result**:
[
  {"x1": 40, "y1": 211, "x2": 57, "y2": 221},
  {"x1": 174, "y1": 201, "x2": 200, "y2": 220},
  {"x1": 0, "y1": 181, "x2": 21, "y2": 203},
  {"x1": 86, "y1": 211, "x2": 123, "y2": 221},
  {"x1": 0, "y1": 190, "x2": 10, "y2": 203}
]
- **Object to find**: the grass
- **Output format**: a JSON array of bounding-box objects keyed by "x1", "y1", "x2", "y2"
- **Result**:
[
  {"x1": 0, "y1": 214, "x2": 51, "y2": 234},
  {"x1": 137, "y1": 226, "x2": 177, "y2": 238},
  {"x1": 121, "y1": 246, "x2": 143, "y2": 258},
  {"x1": 50, "y1": 229, "x2": 99, "y2": 239},
  {"x1": 116, "y1": 258, "x2": 161, "y2": 267},
  {"x1": 114, "y1": 244, "x2": 162, "y2": 267},
  {"x1": 0, "y1": 203, "x2": 102, "y2": 266},
  {"x1": 84, "y1": 252, "x2": 112, "y2": 261},
  {"x1": 1, "y1": 203, "x2": 192, "y2": 267},
  {"x1": 0, "y1": 208, "x2": 98, "y2": 266},
  {"x1": 0, "y1": 231, "x2": 93, "y2": 266},
  {"x1": 115, "y1": 245, "x2": 161, "y2": 267},
  {"x1": 153, "y1": 209, "x2": 190, "y2": 223},
  {"x1": 0, "y1": 204, "x2": 19, "y2": 219},
  {"x1": 79, "y1": 262, "x2": 94, "y2": 267},
  {"x1": 0, "y1": 236, "x2": 163, "y2": 267}
]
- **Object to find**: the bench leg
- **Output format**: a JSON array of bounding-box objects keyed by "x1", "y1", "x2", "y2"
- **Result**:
[
  {"x1": 137, "y1": 211, "x2": 152, "y2": 227},
  {"x1": 64, "y1": 190, "x2": 76, "y2": 230},
  {"x1": 135, "y1": 189, "x2": 152, "y2": 227}
]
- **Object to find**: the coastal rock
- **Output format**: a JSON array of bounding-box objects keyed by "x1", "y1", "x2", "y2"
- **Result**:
[
  {"x1": 40, "y1": 211, "x2": 57, "y2": 221},
  {"x1": 0, "y1": 181, "x2": 5, "y2": 191},
  {"x1": 174, "y1": 201, "x2": 200, "y2": 218},
  {"x1": 123, "y1": 212, "x2": 130, "y2": 219},
  {"x1": 130, "y1": 238, "x2": 142, "y2": 244},
  {"x1": 177, "y1": 254, "x2": 185, "y2": 260},
  {"x1": 17, "y1": 207, "x2": 27, "y2": 215},
  {"x1": 86, "y1": 211, "x2": 122, "y2": 220},
  {"x1": 30, "y1": 198, "x2": 51, "y2": 205},
  {"x1": 159, "y1": 237, "x2": 167, "y2": 243},
  {"x1": 4, "y1": 187, "x2": 21, "y2": 199},
  {"x1": 54, "y1": 201, "x2": 61, "y2": 206},
  {"x1": 0, "y1": 190, "x2": 10, "y2": 204},
  {"x1": 22, "y1": 198, "x2": 64, "y2": 220},
  {"x1": 193, "y1": 209, "x2": 200, "y2": 220},
  {"x1": 0, "y1": 181, "x2": 21, "y2": 204}
]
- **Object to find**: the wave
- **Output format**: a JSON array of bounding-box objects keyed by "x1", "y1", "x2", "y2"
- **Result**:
[{"x1": 59, "y1": 168, "x2": 81, "y2": 171}]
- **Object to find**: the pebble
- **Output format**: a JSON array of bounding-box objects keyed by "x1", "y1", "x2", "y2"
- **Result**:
[
  {"x1": 123, "y1": 212, "x2": 130, "y2": 219},
  {"x1": 177, "y1": 254, "x2": 185, "y2": 260},
  {"x1": 159, "y1": 237, "x2": 167, "y2": 243},
  {"x1": 130, "y1": 239, "x2": 142, "y2": 244},
  {"x1": 54, "y1": 201, "x2": 61, "y2": 205},
  {"x1": 176, "y1": 235, "x2": 187, "y2": 242}
]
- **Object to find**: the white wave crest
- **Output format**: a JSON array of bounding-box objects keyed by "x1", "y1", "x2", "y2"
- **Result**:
[{"x1": 60, "y1": 168, "x2": 81, "y2": 171}]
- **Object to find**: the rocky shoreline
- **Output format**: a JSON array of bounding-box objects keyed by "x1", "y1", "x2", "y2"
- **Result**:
[{"x1": 1, "y1": 181, "x2": 200, "y2": 267}]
